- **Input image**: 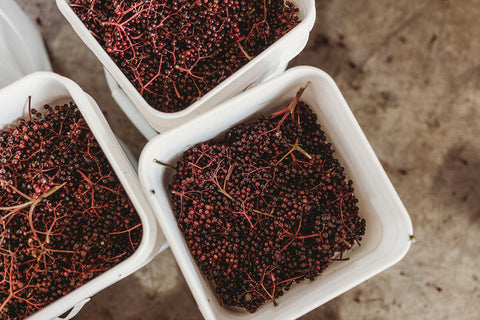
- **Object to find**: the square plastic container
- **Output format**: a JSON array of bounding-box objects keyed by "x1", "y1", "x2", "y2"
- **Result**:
[
  {"x1": 56, "y1": 0, "x2": 316, "y2": 132},
  {"x1": 0, "y1": 72, "x2": 164, "y2": 320},
  {"x1": 138, "y1": 66, "x2": 413, "y2": 320}
]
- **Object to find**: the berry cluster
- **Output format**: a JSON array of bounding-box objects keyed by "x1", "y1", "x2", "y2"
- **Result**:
[
  {"x1": 0, "y1": 102, "x2": 142, "y2": 319},
  {"x1": 71, "y1": 0, "x2": 299, "y2": 112},
  {"x1": 169, "y1": 86, "x2": 366, "y2": 312}
]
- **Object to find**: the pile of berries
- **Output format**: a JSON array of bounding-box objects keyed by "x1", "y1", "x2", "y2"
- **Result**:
[
  {"x1": 170, "y1": 86, "x2": 366, "y2": 312},
  {"x1": 0, "y1": 102, "x2": 142, "y2": 319},
  {"x1": 71, "y1": 0, "x2": 300, "y2": 112}
]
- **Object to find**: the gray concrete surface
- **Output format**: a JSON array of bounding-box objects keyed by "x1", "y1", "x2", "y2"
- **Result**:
[{"x1": 16, "y1": 0, "x2": 480, "y2": 319}]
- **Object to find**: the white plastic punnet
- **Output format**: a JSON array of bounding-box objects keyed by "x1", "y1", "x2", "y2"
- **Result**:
[
  {"x1": 0, "y1": 72, "x2": 164, "y2": 320},
  {"x1": 0, "y1": 0, "x2": 52, "y2": 88},
  {"x1": 138, "y1": 66, "x2": 413, "y2": 320},
  {"x1": 56, "y1": 0, "x2": 316, "y2": 132}
]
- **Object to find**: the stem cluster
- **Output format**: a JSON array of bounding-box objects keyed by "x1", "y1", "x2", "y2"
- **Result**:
[
  {"x1": 71, "y1": 0, "x2": 299, "y2": 112},
  {"x1": 169, "y1": 86, "x2": 366, "y2": 312},
  {"x1": 0, "y1": 102, "x2": 142, "y2": 319}
]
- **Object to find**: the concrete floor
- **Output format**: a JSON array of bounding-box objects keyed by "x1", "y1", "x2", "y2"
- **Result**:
[{"x1": 15, "y1": 0, "x2": 480, "y2": 319}]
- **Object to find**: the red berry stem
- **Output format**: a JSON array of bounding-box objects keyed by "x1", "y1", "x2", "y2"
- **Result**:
[
  {"x1": 71, "y1": 0, "x2": 300, "y2": 112},
  {"x1": 0, "y1": 101, "x2": 143, "y2": 319},
  {"x1": 168, "y1": 86, "x2": 366, "y2": 312}
]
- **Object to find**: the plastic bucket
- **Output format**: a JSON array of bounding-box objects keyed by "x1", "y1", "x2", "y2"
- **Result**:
[
  {"x1": 56, "y1": 0, "x2": 316, "y2": 132},
  {"x1": 138, "y1": 66, "x2": 413, "y2": 320},
  {"x1": 0, "y1": 0, "x2": 51, "y2": 88},
  {"x1": 0, "y1": 72, "x2": 164, "y2": 320}
]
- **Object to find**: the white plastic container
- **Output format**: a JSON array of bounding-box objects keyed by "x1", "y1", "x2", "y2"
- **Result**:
[
  {"x1": 138, "y1": 66, "x2": 413, "y2": 320},
  {"x1": 0, "y1": 72, "x2": 164, "y2": 320},
  {"x1": 0, "y1": 0, "x2": 51, "y2": 88},
  {"x1": 56, "y1": 0, "x2": 316, "y2": 132}
]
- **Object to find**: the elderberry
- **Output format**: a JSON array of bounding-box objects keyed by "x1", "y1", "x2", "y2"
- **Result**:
[
  {"x1": 0, "y1": 102, "x2": 142, "y2": 319},
  {"x1": 71, "y1": 0, "x2": 300, "y2": 112},
  {"x1": 169, "y1": 86, "x2": 366, "y2": 312}
]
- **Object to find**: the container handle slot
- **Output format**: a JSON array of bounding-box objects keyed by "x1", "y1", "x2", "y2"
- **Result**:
[{"x1": 52, "y1": 298, "x2": 91, "y2": 320}]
